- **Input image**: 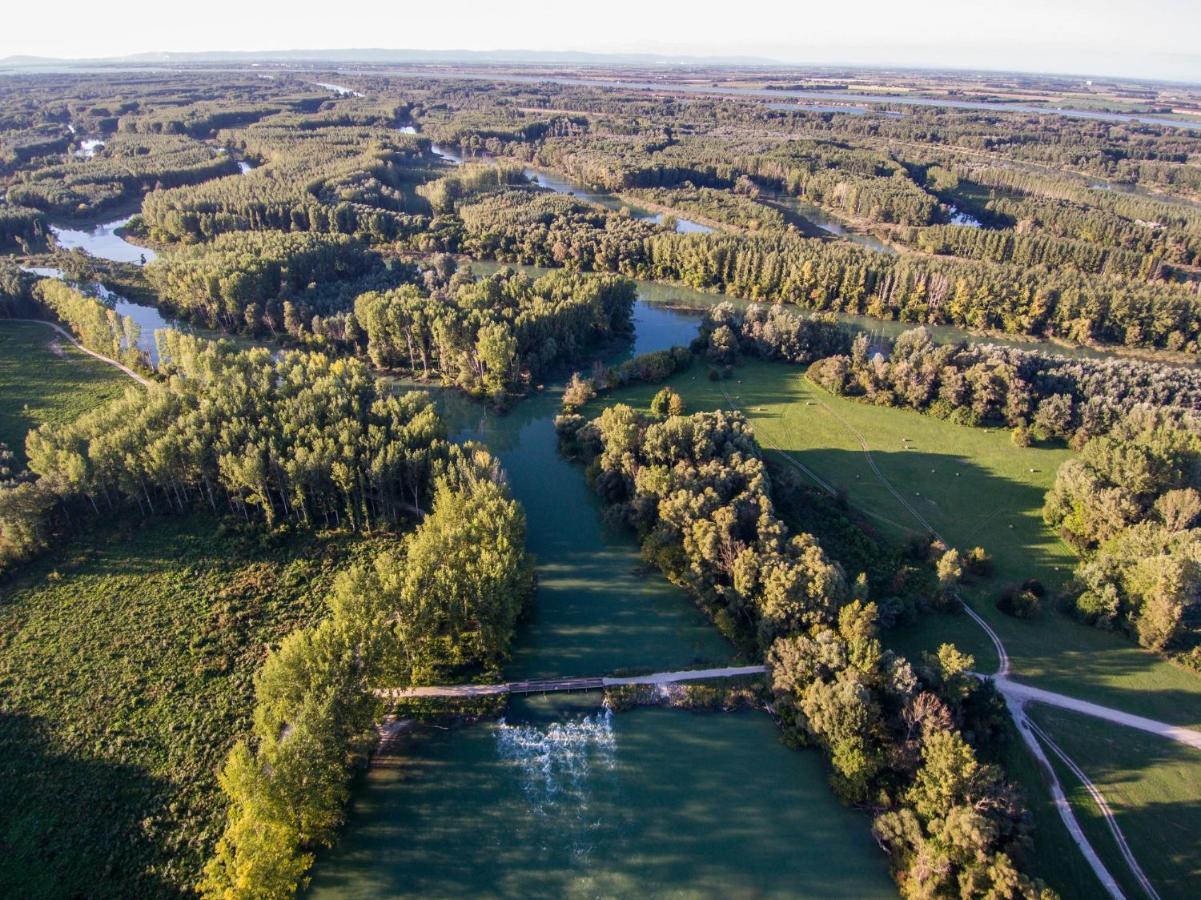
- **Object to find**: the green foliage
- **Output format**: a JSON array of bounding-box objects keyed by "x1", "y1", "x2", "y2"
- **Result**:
[
  {"x1": 141, "y1": 124, "x2": 428, "y2": 243},
  {"x1": 808, "y1": 325, "x2": 1201, "y2": 437},
  {"x1": 1, "y1": 334, "x2": 446, "y2": 574},
  {"x1": 1044, "y1": 409, "x2": 1200, "y2": 651},
  {"x1": 34, "y1": 278, "x2": 147, "y2": 370},
  {"x1": 145, "y1": 231, "x2": 380, "y2": 332},
  {"x1": 0, "y1": 320, "x2": 126, "y2": 467},
  {"x1": 354, "y1": 268, "x2": 635, "y2": 399},
  {"x1": 0, "y1": 515, "x2": 380, "y2": 897},
  {"x1": 8, "y1": 133, "x2": 238, "y2": 217},
  {"x1": 201, "y1": 448, "x2": 532, "y2": 897}
]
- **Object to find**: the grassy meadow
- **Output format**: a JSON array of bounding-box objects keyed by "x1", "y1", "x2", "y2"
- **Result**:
[
  {"x1": 591, "y1": 354, "x2": 1201, "y2": 898},
  {"x1": 0, "y1": 320, "x2": 129, "y2": 466},
  {"x1": 0, "y1": 515, "x2": 390, "y2": 897},
  {"x1": 595, "y1": 358, "x2": 1201, "y2": 726},
  {"x1": 1029, "y1": 705, "x2": 1201, "y2": 898}
]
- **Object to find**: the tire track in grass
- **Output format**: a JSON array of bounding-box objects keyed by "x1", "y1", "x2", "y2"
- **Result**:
[
  {"x1": 1026, "y1": 717, "x2": 1161, "y2": 900},
  {"x1": 716, "y1": 381, "x2": 917, "y2": 535},
  {"x1": 722, "y1": 369, "x2": 1164, "y2": 899}
]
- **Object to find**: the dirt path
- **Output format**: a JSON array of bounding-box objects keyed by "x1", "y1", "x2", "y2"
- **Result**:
[
  {"x1": 719, "y1": 378, "x2": 1175, "y2": 898},
  {"x1": 12, "y1": 318, "x2": 150, "y2": 386},
  {"x1": 1026, "y1": 716, "x2": 1161, "y2": 900}
]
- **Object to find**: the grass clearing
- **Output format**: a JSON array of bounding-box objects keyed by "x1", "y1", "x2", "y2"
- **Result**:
[
  {"x1": 0, "y1": 514, "x2": 390, "y2": 898},
  {"x1": 0, "y1": 320, "x2": 129, "y2": 466},
  {"x1": 1029, "y1": 705, "x2": 1201, "y2": 898},
  {"x1": 593, "y1": 356, "x2": 1201, "y2": 897},
  {"x1": 596, "y1": 358, "x2": 1201, "y2": 726}
]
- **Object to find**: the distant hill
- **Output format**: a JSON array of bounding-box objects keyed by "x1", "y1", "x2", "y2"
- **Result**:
[{"x1": 0, "y1": 47, "x2": 780, "y2": 68}]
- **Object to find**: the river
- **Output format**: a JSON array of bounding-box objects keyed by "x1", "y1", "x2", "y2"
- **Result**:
[
  {"x1": 424, "y1": 128, "x2": 894, "y2": 247},
  {"x1": 51, "y1": 216, "x2": 158, "y2": 265},
  {"x1": 41, "y1": 219, "x2": 182, "y2": 362},
  {"x1": 429, "y1": 138, "x2": 714, "y2": 235},
  {"x1": 468, "y1": 259, "x2": 1184, "y2": 366},
  {"x1": 305, "y1": 297, "x2": 895, "y2": 898}
]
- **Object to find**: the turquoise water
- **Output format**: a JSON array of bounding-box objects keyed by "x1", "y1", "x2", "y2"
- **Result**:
[{"x1": 305, "y1": 297, "x2": 896, "y2": 897}]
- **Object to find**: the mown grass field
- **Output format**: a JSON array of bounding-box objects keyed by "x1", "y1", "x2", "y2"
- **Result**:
[
  {"x1": 0, "y1": 515, "x2": 391, "y2": 898},
  {"x1": 597, "y1": 358, "x2": 1201, "y2": 727},
  {"x1": 592, "y1": 355, "x2": 1201, "y2": 898},
  {"x1": 1030, "y1": 705, "x2": 1201, "y2": 898},
  {"x1": 0, "y1": 320, "x2": 129, "y2": 466}
]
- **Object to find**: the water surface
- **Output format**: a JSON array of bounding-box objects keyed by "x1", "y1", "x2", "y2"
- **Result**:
[
  {"x1": 307, "y1": 295, "x2": 895, "y2": 897},
  {"x1": 308, "y1": 703, "x2": 893, "y2": 899},
  {"x1": 50, "y1": 216, "x2": 157, "y2": 265}
]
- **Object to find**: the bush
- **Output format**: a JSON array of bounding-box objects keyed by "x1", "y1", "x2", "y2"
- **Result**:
[
  {"x1": 996, "y1": 586, "x2": 1042, "y2": 619},
  {"x1": 964, "y1": 546, "x2": 993, "y2": 577}
]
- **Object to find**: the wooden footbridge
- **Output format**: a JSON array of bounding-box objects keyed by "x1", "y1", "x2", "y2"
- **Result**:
[{"x1": 373, "y1": 665, "x2": 767, "y2": 700}]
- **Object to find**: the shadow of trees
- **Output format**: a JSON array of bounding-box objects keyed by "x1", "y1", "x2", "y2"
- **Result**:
[{"x1": 0, "y1": 712, "x2": 168, "y2": 898}]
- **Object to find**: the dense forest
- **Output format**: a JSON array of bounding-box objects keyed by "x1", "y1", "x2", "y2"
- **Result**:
[
  {"x1": 1044, "y1": 409, "x2": 1201, "y2": 658},
  {"x1": 804, "y1": 324, "x2": 1201, "y2": 439},
  {"x1": 3, "y1": 66, "x2": 1201, "y2": 899},
  {"x1": 0, "y1": 333, "x2": 447, "y2": 571}
]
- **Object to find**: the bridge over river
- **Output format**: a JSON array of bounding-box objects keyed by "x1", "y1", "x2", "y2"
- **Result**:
[{"x1": 374, "y1": 665, "x2": 768, "y2": 700}]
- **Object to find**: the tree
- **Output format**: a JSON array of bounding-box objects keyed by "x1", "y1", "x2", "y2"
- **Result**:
[{"x1": 649, "y1": 386, "x2": 684, "y2": 417}]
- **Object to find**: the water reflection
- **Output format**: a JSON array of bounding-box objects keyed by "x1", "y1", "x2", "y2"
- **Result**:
[
  {"x1": 73, "y1": 138, "x2": 104, "y2": 159},
  {"x1": 50, "y1": 217, "x2": 157, "y2": 265}
]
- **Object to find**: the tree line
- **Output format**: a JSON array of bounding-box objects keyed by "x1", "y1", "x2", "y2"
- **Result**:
[
  {"x1": 139, "y1": 125, "x2": 430, "y2": 243},
  {"x1": 200, "y1": 447, "x2": 533, "y2": 896},
  {"x1": 805, "y1": 325, "x2": 1201, "y2": 441},
  {"x1": 1043, "y1": 409, "x2": 1201, "y2": 658},
  {"x1": 7, "y1": 133, "x2": 240, "y2": 218},
  {"x1": 353, "y1": 266, "x2": 635, "y2": 401},
  {"x1": 436, "y1": 190, "x2": 1201, "y2": 351},
  {"x1": 145, "y1": 230, "x2": 381, "y2": 332},
  {"x1": 0, "y1": 333, "x2": 447, "y2": 572},
  {"x1": 556, "y1": 404, "x2": 1047, "y2": 897}
]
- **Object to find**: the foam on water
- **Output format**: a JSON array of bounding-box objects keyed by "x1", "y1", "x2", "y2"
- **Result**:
[{"x1": 494, "y1": 709, "x2": 617, "y2": 860}]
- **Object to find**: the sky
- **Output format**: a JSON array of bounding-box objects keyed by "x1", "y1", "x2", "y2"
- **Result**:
[{"x1": 4, "y1": 0, "x2": 1199, "y2": 82}]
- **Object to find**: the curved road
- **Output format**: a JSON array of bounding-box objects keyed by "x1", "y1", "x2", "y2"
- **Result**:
[
  {"x1": 721, "y1": 377, "x2": 1201, "y2": 899},
  {"x1": 12, "y1": 318, "x2": 150, "y2": 386}
]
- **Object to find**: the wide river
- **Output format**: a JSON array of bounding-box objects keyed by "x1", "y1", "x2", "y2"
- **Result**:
[
  {"x1": 305, "y1": 299, "x2": 895, "y2": 898},
  {"x1": 379, "y1": 69, "x2": 1201, "y2": 132}
]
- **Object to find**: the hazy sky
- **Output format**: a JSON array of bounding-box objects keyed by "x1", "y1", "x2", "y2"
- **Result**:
[{"x1": 4, "y1": 0, "x2": 1199, "y2": 82}]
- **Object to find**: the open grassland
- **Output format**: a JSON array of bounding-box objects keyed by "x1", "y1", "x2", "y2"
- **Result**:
[
  {"x1": 596, "y1": 356, "x2": 1201, "y2": 896},
  {"x1": 0, "y1": 320, "x2": 128, "y2": 466},
  {"x1": 598, "y1": 358, "x2": 1201, "y2": 727},
  {"x1": 0, "y1": 514, "x2": 390, "y2": 898},
  {"x1": 1030, "y1": 705, "x2": 1201, "y2": 898}
]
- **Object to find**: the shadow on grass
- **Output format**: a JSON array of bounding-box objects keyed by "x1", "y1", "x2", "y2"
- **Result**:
[
  {"x1": 0, "y1": 713, "x2": 168, "y2": 899},
  {"x1": 1030, "y1": 704, "x2": 1201, "y2": 897}
]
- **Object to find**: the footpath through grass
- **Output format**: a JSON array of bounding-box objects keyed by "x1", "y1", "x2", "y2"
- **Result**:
[
  {"x1": 0, "y1": 320, "x2": 129, "y2": 465},
  {"x1": 598, "y1": 358, "x2": 1201, "y2": 728},
  {"x1": 1029, "y1": 705, "x2": 1201, "y2": 898},
  {"x1": 0, "y1": 515, "x2": 389, "y2": 898}
]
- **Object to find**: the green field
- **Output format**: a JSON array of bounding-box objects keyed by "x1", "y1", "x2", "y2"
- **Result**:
[
  {"x1": 0, "y1": 320, "x2": 129, "y2": 466},
  {"x1": 594, "y1": 356, "x2": 1201, "y2": 898},
  {"x1": 597, "y1": 358, "x2": 1201, "y2": 727},
  {"x1": 0, "y1": 515, "x2": 389, "y2": 898},
  {"x1": 1030, "y1": 705, "x2": 1201, "y2": 898}
]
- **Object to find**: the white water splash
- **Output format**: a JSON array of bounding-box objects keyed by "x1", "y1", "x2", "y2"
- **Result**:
[{"x1": 495, "y1": 710, "x2": 617, "y2": 859}]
